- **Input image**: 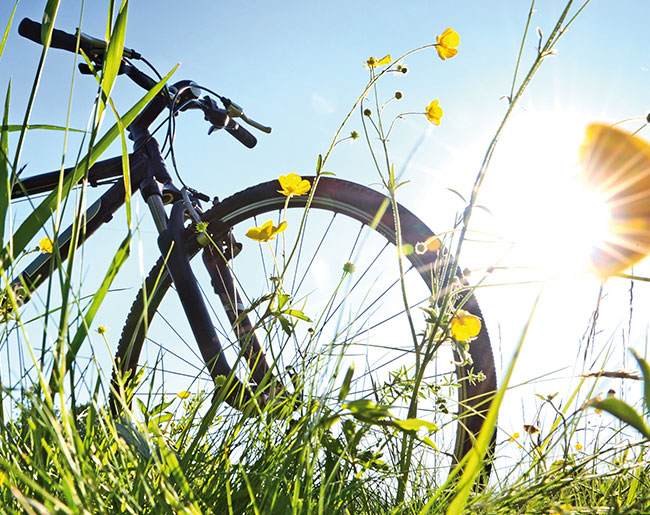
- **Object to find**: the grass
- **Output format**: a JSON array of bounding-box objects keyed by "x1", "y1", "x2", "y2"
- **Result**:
[{"x1": 2, "y1": 0, "x2": 650, "y2": 513}]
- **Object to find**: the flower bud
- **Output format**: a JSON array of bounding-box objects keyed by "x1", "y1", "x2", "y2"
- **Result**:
[
  {"x1": 363, "y1": 108, "x2": 372, "y2": 117},
  {"x1": 343, "y1": 261, "x2": 356, "y2": 274},
  {"x1": 394, "y1": 91, "x2": 403, "y2": 100}
]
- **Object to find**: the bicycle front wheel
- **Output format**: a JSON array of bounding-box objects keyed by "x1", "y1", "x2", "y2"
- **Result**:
[{"x1": 114, "y1": 175, "x2": 496, "y2": 477}]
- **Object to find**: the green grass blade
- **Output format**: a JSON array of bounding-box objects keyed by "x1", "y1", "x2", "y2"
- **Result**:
[
  {"x1": 56, "y1": 232, "x2": 131, "y2": 386},
  {"x1": 586, "y1": 396, "x2": 650, "y2": 440},
  {"x1": 41, "y1": 0, "x2": 62, "y2": 45},
  {"x1": 117, "y1": 115, "x2": 132, "y2": 229},
  {"x1": 98, "y1": 0, "x2": 128, "y2": 119},
  {"x1": 445, "y1": 287, "x2": 544, "y2": 515},
  {"x1": 105, "y1": 92, "x2": 132, "y2": 230},
  {"x1": 79, "y1": 50, "x2": 133, "y2": 230},
  {"x1": 106, "y1": 0, "x2": 116, "y2": 40},
  {"x1": 0, "y1": 0, "x2": 19, "y2": 61},
  {"x1": 0, "y1": 81, "x2": 10, "y2": 246},
  {"x1": 0, "y1": 64, "x2": 177, "y2": 267},
  {"x1": 631, "y1": 349, "x2": 650, "y2": 416},
  {"x1": 1, "y1": 124, "x2": 85, "y2": 133},
  {"x1": 12, "y1": 1, "x2": 62, "y2": 185}
]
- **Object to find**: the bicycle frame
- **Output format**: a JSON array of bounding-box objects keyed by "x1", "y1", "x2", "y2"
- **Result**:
[{"x1": 8, "y1": 86, "x2": 272, "y2": 410}]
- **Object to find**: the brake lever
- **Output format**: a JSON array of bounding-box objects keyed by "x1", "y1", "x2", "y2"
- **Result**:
[
  {"x1": 221, "y1": 97, "x2": 272, "y2": 134},
  {"x1": 186, "y1": 96, "x2": 231, "y2": 135}
]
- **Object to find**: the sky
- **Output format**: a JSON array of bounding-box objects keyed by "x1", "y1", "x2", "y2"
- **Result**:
[{"x1": 2, "y1": 0, "x2": 650, "y2": 452}]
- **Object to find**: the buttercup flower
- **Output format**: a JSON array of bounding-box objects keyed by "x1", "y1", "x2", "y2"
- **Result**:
[
  {"x1": 365, "y1": 54, "x2": 391, "y2": 68},
  {"x1": 425, "y1": 100, "x2": 443, "y2": 125},
  {"x1": 246, "y1": 220, "x2": 287, "y2": 242},
  {"x1": 278, "y1": 173, "x2": 311, "y2": 197},
  {"x1": 575, "y1": 443, "x2": 583, "y2": 451},
  {"x1": 97, "y1": 325, "x2": 107, "y2": 335},
  {"x1": 579, "y1": 124, "x2": 650, "y2": 279},
  {"x1": 39, "y1": 237, "x2": 54, "y2": 253},
  {"x1": 449, "y1": 309, "x2": 481, "y2": 341},
  {"x1": 436, "y1": 28, "x2": 459, "y2": 60},
  {"x1": 177, "y1": 391, "x2": 191, "y2": 399}
]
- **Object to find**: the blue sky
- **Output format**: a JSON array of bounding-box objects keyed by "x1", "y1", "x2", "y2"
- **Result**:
[{"x1": 2, "y1": 1, "x2": 650, "y2": 444}]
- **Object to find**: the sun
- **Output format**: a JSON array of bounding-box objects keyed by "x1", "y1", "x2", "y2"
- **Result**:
[{"x1": 480, "y1": 109, "x2": 613, "y2": 277}]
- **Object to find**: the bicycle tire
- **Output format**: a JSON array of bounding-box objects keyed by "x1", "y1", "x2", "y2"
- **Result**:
[{"x1": 114, "y1": 175, "x2": 497, "y2": 474}]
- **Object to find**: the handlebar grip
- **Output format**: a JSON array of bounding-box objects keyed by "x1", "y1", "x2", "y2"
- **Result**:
[
  {"x1": 226, "y1": 120, "x2": 257, "y2": 149},
  {"x1": 18, "y1": 17, "x2": 84, "y2": 54}
]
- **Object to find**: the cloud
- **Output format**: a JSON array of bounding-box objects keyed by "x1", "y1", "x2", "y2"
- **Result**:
[{"x1": 311, "y1": 93, "x2": 335, "y2": 114}]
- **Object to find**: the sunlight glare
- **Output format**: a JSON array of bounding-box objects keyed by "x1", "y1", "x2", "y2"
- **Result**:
[{"x1": 484, "y1": 110, "x2": 613, "y2": 277}]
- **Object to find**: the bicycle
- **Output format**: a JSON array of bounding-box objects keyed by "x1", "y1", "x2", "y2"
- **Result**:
[{"x1": 12, "y1": 17, "x2": 497, "y2": 478}]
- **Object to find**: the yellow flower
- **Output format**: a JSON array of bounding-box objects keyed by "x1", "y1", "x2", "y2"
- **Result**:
[
  {"x1": 278, "y1": 173, "x2": 311, "y2": 197},
  {"x1": 97, "y1": 326, "x2": 107, "y2": 335},
  {"x1": 436, "y1": 28, "x2": 459, "y2": 60},
  {"x1": 425, "y1": 100, "x2": 443, "y2": 125},
  {"x1": 177, "y1": 391, "x2": 191, "y2": 399},
  {"x1": 575, "y1": 443, "x2": 583, "y2": 451},
  {"x1": 246, "y1": 220, "x2": 287, "y2": 242},
  {"x1": 449, "y1": 309, "x2": 481, "y2": 341},
  {"x1": 365, "y1": 54, "x2": 391, "y2": 68},
  {"x1": 39, "y1": 237, "x2": 54, "y2": 253},
  {"x1": 508, "y1": 432, "x2": 520, "y2": 442},
  {"x1": 579, "y1": 124, "x2": 650, "y2": 279}
]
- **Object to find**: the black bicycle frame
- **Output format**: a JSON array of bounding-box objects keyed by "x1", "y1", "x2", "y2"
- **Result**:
[
  {"x1": 9, "y1": 79, "x2": 273, "y2": 412},
  {"x1": 14, "y1": 133, "x2": 260, "y2": 409}
]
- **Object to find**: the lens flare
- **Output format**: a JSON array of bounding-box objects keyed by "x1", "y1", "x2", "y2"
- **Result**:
[{"x1": 579, "y1": 124, "x2": 650, "y2": 279}]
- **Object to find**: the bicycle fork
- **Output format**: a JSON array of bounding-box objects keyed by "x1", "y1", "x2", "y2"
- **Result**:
[{"x1": 142, "y1": 177, "x2": 279, "y2": 410}]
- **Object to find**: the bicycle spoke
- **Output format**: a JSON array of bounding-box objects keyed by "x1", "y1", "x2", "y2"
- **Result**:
[
  {"x1": 143, "y1": 333, "x2": 207, "y2": 374},
  {"x1": 292, "y1": 211, "x2": 338, "y2": 297}
]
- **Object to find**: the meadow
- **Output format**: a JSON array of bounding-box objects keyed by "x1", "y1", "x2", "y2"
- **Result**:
[{"x1": 1, "y1": 1, "x2": 650, "y2": 513}]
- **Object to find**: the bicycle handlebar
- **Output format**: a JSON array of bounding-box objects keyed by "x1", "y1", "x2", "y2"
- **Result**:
[
  {"x1": 17, "y1": 17, "x2": 270, "y2": 148},
  {"x1": 18, "y1": 17, "x2": 141, "y2": 59},
  {"x1": 19, "y1": 17, "x2": 86, "y2": 54}
]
